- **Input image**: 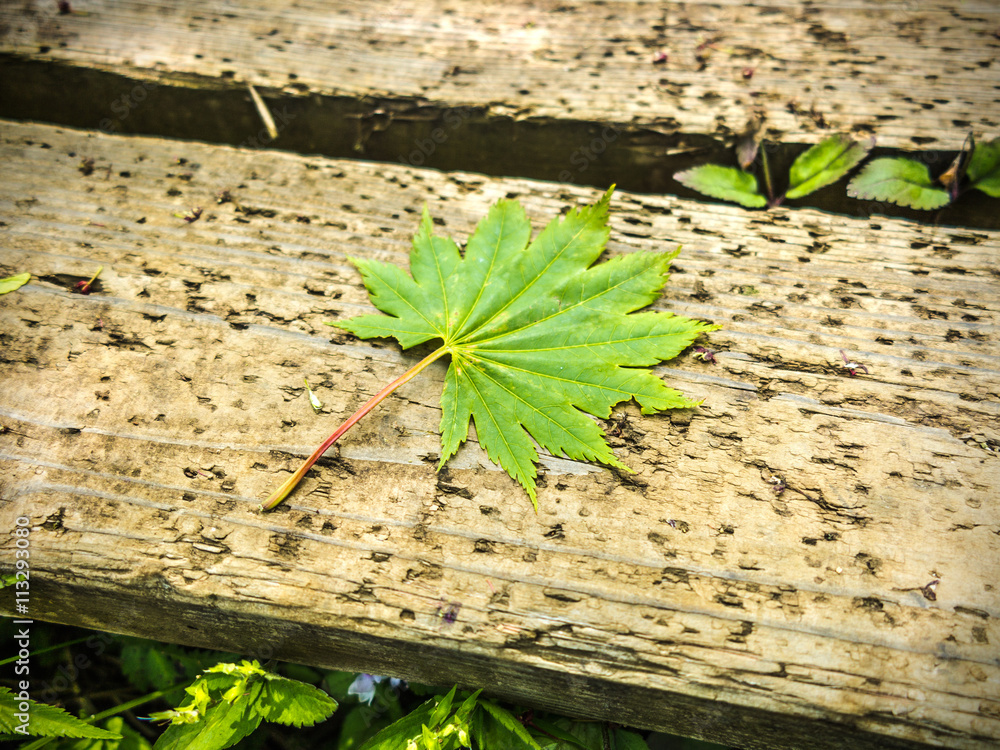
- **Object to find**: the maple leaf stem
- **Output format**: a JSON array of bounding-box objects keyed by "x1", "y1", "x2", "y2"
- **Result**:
[{"x1": 260, "y1": 346, "x2": 448, "y2": 511}]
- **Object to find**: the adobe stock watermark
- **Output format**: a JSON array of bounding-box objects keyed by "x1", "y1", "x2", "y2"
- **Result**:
[
  {"x1": 9, "y1": 516, "x2": 32, "y2": 735},
  {"x1": 559, "y1": 124, "x2": 622, "y2": 184},
  {"x1": 398, "y1": 108, "x2": 473, "y2": 167}
]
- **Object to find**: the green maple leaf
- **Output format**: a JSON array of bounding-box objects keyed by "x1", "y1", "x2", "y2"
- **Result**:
[{"x1": 263, "y1": 188, "x2": 716, "y2": 510}]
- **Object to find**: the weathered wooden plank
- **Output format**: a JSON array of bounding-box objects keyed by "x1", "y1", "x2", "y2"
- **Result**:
[
  {"x1": 1, "y1": 120, "x2": 999, "y2": 749},
  {"x1": 4, "y1": 1, "x2": 998, "y2": 225},
  {"x1": 2, "y1": 0, "x2": 997, "y2": 150}
]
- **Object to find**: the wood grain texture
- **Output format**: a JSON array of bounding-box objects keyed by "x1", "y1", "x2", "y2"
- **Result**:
[
  {"x1": 1, "y1": 121, "x2": 998, "y2": 747},
  {"x1": 1, "y1": 0, "x2": 998, "y2": 150}
]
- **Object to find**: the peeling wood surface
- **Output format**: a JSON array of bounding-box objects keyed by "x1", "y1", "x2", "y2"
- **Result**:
[
  {"x1": 2, "y1": 0, "x2": 999, "y2": 150},
  {"x1": 1, "y1": 121, "x2": 999, "y2": 748}
]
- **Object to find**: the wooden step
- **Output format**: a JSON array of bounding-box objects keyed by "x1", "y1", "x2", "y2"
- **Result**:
[
  {"x1": 1, "y1": 119, "x2": 998, "y2": 748},
  {"x1": 3, "y1": 0, "x2": 997, "y2": 147},
  {"x1": 2, "y1": 1, "x2": 999, "y2": 225}
]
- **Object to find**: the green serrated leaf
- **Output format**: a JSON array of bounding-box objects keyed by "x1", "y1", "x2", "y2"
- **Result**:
[
  {"x1": 610, "y1": 727, "x2": 650, "y2": 750},
  {"x1": 332, "y1": 188, "x2": 718, "y2": 508},
  {"x1": 427, "y1": 687, "x2": 457, "y2": 729},
  {"x1": 60, "y1": 716, "x2": 154, "y2": 750},
  {"x1": 259, "y1": 673, "x2": 338, "y2": 727},
  {"x1": 966, "y1": 137, "x2": 1000, "y2": 197},
  {"x1": 350, "y1": 689, "x2": 470, "y2": 750},
  {"x1": 147, "y1": 674, "x2": 229, "y2": 725},
  {"x1": 357, "y1": 699, "x2": 436, "y2": 750},
  {"x1": 453, "y1": 691, "x2": 481, "y2": 726},
  {"x1": 534, "y1": 718, "x2": 649, "y2": 750},
  {"x1": 530, "y1": 716, "x2": 592, "y2": 750},
  {"x1": 278, "y1": 663, "x2": 324, "y2": 687},
  {"x1": 152, "y1": 679, "x2": 264, "y2": 750},
  {"x1": 0, "y1": 686, "x2": 120, "y2": 739},
  {"x1": 149, "y1": 660, "x2": 334, "y2": 750},
  {"x1": 472, "y1": 710, "x2": 536, "y2": 750},
  {"x1": 673, "y1": 165, "x2": 767, "y2": 208},
  {"x1": 785, "y1": 134, "x2": 871, "y2": 199},
  {"x1": 206, "y1": 660, "x2": 266, "y2": 679},
  {"x1": 846, "y1": 158, "x2": 950, "y2": 210},
  {"x1": 0, "y1": 272, "x2": 30, "y2": 295},
  {"x1": 476, "y1": 700, "x2": 542, "y2": 749}
]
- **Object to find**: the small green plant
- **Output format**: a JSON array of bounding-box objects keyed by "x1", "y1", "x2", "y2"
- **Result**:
[
  {"x1": 261, "y1": 188, "x2": 716, "y2": 511},
  {"x1": 355, "y1": 686, "x2": 649, "y2": 750},
  {"x1": 304, "y1": 377, "x2": 324, "y2": 413},
  {"x1": 674, "y1": 133, "x2": 872, "y2": 209},
  {"x1": 148, "y1": 660, "x2": 337, "y2": 749},
  {"x1": 846, "y1": 133, "x2": 1000, "y2": 210}
]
